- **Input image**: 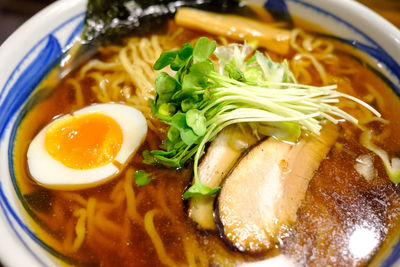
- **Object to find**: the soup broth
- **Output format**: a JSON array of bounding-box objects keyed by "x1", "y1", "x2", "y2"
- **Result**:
[{"x1": 12, "y1": 14, "x2": 400, "y2": 267}]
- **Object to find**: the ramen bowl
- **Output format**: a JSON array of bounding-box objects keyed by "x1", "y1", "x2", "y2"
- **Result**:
[{"x1": 0, "y1": 0, "x2": 399, "y2": 266}]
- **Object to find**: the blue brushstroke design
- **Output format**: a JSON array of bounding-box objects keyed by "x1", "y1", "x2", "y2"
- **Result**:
[
  {"x1": 264, "y1": 0, "x2": 292, "y2": 23},
  {"x1": 64, "y1": 20, "x2": 84, "y2": 50},
  {"x1": 6, "y1": 102, "x2": 78, "y2": 264},
  {"x1": 0, "y1": 183, "x2": 48, "y2": 267},
  {"x1": 346, "y1": 40, "x2": 400, "y2": 85},
  {"x1": 0, "y1": 12, "x2": 84, "y2": 102},
  {"x1": 0, "y1": 35, "x2": 61, "y2": 140},
  {"x1": 0, "y1": 13, "x2": 84, "y2": 266},
  {"x1": 382, "y1": 242, "x2": 400, "y2": 266},
  {"x1": 264, "y1": 0, "x2": 289, "y2": 14}
]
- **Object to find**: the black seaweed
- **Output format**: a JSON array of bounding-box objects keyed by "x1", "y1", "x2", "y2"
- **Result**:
[{"x1": 82, "y1": 0, "x2": 253, "y2": 46}]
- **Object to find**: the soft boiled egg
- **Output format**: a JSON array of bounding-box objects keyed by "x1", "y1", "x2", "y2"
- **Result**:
[{"x1": 27, "y1": 103, "x2": 147, "y2": 190}]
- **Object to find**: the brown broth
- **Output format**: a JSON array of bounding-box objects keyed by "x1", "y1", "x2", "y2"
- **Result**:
[
  {"x1": 13, "y1": 66, "x2": 261, "y2": 266},
  {"x1": 12, "y1": 30, "x2": 400, "y2": 267}
]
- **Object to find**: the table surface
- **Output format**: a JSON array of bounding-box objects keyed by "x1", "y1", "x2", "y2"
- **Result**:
[{"x1": 358, "y1": 0, "x2": 400, "y2": 29}]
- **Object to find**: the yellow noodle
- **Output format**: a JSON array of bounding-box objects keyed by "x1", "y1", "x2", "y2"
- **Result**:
[
  {"x1": 293, "y1": 53, "x2": 327, "y2": 84},
  {"x1": 337, "y1": 66, "x2": 358, "y2": 75},
  {"x1": 86, "y1": 197, "x2": 96, "y2": 241},
  {"x1": 87, "y1": 226, "x2": 120, "y2": 251},
  {"x1": 66, "y1": 79, "x2": 85, "y2": 109},
  {"x1": 144, "y1": 209, "x2": 178, "y2": 267},
  {"x1": 365, "y1": 83, "x2": 386, "y2": 112},
  {"x1": 120, "y1": 46, "x2": 151, "y2": 90},
  {"x1": 93, "y1": 197, "x2": 125, "y2": 214},
  {"x1": 168, "y1": 27, "x2": 185, "y2": 44},
  {"x1": 291, "y1": 62, "x2": 312, "y2": 84},
  {"x1": 290, "y1": 28, "x2": 303, "y2": 52},
  {"x1": 150, "y1": 35, "x2": 164, "y2": 58},
  {"x1": 62, "y1": 217, "x2": 76, "y2": 252},
  {"x1": 112, "y1": 190, "x2": 126, "y2": 208},
  {"x1": 192, "y1": 242, "x2": 208, "y2": 267},
  {"x1": 121, "y1": 215, "x2": 132, "y2": 245},
  {"x1": 72, "y1": 208, "x2": 87, "y2": 252},
  {"x1": 124, "y1": 168, "x2": 140, "y2": 221},
  {"x1": 94, "y1": 210, "x2": 124, "y2": 237},
  {"x1": 289, "y1": 28, "x2": 339, "y2": 85},
  {"x1": 181, "y1": 232, "x2": 208, "y2": 267},
  {"x1": 88, "y1": 72, "x2": 111, "y2": 102},
  {"x1": 182, "y1": 236, "x2": 197, "y2": 267},
  {"x1": 217, "y1": 36, "x2": 229, "y2": 47},
  {"x1": 98, "y1": 45, "x2": 122, "y2": 55},
  {"x1": 139, "y1": 37, "x2": 157, "y2": 64},
  {"x1": 146, "y1": 119, "x2": 161, "y2": 136},
  {"x1": 110, "y1": 178, "x2": 125, "y2": 200},
  {"x1": 79, "y1": 60, "x2": 121, "y2": 78},
  {"x1": 38, "y1": 26, "x2": 352, "y2": 265},
  {"x1": 110, "y1": 73, "x2": 127, "y2": 100},
  {"x1": 291, "y1": 28, "x2": 334, "y2": 56}
]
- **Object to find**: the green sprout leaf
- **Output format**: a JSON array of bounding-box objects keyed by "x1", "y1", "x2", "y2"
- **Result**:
[
  {"x1": 171, "y1": 43, "x2": 194, "y2": 71},
  {"x1": 167, "y1": 126, "x2": 180, "y2": 142},
  {"x1": 157, "y1": 103, "x2": 176, "y2": 121},
  {"x1": 180, "y1": 128, "x2": 199, "y2": 146},
  {"x1": 146, "y1": 38, "x2": 381, "y2": 198},
  {"x1": 142, "y1": 150, "x2": 156, "y2": 165},
  {"x1": 186, "y1": 109, "x2": 207, "y2": 136},
  {"x1": 181, "y1": 98, "x2": 198, "y2": 112},
  {"x1": 171, "y1": 112, "x2": 187, "y2": 131},
  {"x1": 154, "y1": 50, "x2": 179, "y2": 70},
  {"x1": 190, "y1": 61, "x2": 214, "y2": 75},
  {"x1": 134, "y1": 170, "x2": 153, "y2": 186},
  {"x1": 193, "y1": 37, "x2": 216, "y2": 62},
  {"x1": 225, "y1": 64, "x2": 245, "y2": 81},
  {"x1": 182, "y1": 72, "x2": 208, "y2": 94},
  {"x1": 183, "y1": 183, "x2": 221, "y2": 198},
  {"x1": 155, "y1": 72, "x2": 180, "y2": 103}
]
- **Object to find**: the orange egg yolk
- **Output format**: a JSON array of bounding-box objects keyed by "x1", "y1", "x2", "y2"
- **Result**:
[{"x1": 44, "y1": 113, "x2": 123, "y2": 169}]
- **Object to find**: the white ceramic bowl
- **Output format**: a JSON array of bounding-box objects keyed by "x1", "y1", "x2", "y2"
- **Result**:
[{"x1": 0, "y1": 0, "x2": 399, "y2": 266}]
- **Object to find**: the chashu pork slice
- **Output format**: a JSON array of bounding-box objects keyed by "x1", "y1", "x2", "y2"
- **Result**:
[
  {"x1": 217, "y1": 123, "x2": 339, "y2": 252},
  {"x1": 188, "y1": 125, "x2": 258, "y2": 230}
]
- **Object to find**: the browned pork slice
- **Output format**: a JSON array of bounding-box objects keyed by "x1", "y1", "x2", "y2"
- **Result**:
[
  {"x1": 217, "y1": 123, "x2": 339, "y2": 252},
  {"x1": 188, "y1": 125, "x2": 258, "y2": 230}
]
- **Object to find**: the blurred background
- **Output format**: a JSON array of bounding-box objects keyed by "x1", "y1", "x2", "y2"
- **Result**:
[
  {"x1": 0, "y1": 0, "x2": 54, "y2": 44},
  {"x1": 0, "y1": 0, "x2": 399, "y2": 45}
]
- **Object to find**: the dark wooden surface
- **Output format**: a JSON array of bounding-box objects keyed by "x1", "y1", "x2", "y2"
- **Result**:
[{"x1": 358, "y1": 0, "x2": 400, "y2": 28}]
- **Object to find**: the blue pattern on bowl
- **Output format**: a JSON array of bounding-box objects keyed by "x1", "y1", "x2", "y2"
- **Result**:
[
  {"x1": 288, "y1": 0, "x2": 400, "y2": 91},
  {"x1": 0, "y1": 12, "x2": 84, "y2": 266},
  {"x1": 0, "y1": 35, "x2": 61, "y2": 140}
]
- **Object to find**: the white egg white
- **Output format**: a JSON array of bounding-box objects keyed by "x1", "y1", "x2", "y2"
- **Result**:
[{"x1": 27, "y1": 103, "x2": 147, "y2": 190}]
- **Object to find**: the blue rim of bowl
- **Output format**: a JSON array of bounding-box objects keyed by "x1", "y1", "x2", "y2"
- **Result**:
[
  {"x1": 0, "y1": 0, "x2": 399, "y2": 266},
  {"x1": 0, "y1": 11, "x2": 85, "y2": 266}
]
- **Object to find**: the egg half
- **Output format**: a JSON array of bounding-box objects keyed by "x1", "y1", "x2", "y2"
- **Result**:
[{"x1": 27, "y1": 103, "x2": 147, "y2": 190}]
